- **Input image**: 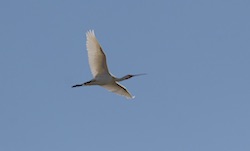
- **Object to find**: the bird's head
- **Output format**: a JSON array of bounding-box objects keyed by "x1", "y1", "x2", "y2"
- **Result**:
[
  {"x1": 124, "y1": 74, "x2": 134, "y2": 79},
  {"x1": 116, "y1": 73, "x2": 146, "y2": 81}
]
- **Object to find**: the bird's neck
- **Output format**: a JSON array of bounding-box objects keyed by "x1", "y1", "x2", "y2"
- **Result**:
[{"x1": 114, "y1": 75, "x2": 129, "y2": 82}]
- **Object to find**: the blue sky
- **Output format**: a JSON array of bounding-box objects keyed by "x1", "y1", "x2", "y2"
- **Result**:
[{"x1": 1, "y1": 0, "x2": 250, "y2": 151}]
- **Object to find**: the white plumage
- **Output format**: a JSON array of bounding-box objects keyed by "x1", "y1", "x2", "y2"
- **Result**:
[{"x1": 72, "y1": 30, "x2": 145, "y2": 99}]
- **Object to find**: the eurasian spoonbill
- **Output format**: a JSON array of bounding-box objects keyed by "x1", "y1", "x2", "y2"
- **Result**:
[{"x1": 72, "y1": 30, "x2": 145, "y2": 99}]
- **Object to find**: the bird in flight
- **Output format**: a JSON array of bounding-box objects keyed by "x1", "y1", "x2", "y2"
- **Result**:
[{"x1": 72, "y1": 30, "x2": 145, "y2": 99}]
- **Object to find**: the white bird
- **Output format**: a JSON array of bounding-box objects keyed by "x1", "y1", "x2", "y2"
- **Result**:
[{"x1": 72, "y1": 30, "x2": 145, "y2": 99}]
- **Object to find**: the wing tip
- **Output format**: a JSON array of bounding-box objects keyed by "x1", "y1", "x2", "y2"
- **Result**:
[
  {"x1": 126, "y1": 95, "x2": 135, "y2": 100},
  {"x1": 86, "y1": 30, "x2": 95, "y2": 37}
]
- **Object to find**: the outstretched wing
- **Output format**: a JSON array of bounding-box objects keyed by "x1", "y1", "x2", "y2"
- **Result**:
[
  {"x1": 101, "y1": 82, "x2": 135, "y2": 99},
  {"x1": 86, "y1": 30, "x2": 110, "y2": 77}
]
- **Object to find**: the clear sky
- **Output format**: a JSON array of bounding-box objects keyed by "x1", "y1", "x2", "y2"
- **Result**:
[{"x1": 1, "y1": 0, "x2": 250, "y2": 151}]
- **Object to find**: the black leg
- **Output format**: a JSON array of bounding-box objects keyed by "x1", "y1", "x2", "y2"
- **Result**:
[{"x1": 72, "y1": 84, "x2": 83, "y2": 88}]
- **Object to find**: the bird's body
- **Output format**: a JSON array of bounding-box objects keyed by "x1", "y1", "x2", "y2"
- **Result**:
[
  {"x1": 72, "y1": 30, "x2": 145, "y2": 99},
  {"x1": 85, "y1": 74, "x2": 114, "y2": 86}
]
